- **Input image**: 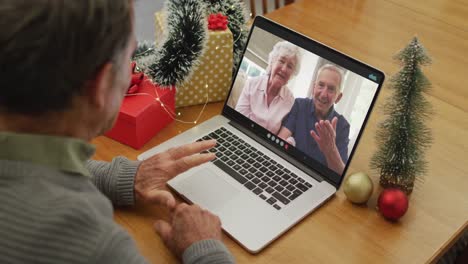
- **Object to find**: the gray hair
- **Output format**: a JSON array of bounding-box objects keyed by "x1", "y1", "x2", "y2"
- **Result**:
[
  {"x1": 0, "y1": 0, "x2": 133, "y2": 114},
  {"x1": 266, "y1": 41, "x2": 302, "y2": 77},
  {"x1": 316, "y1": 64, "x2": 345, "y2": 92}
]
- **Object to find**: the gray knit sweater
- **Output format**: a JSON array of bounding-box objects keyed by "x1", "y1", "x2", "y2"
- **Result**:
[{"x1": 0, "y1": 132, "x2": 235, "y2": 263}]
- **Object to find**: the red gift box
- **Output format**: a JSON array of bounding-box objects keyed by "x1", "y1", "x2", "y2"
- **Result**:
[{"x1": 105, "y1": 79, "x2": 175, "y2": 149}]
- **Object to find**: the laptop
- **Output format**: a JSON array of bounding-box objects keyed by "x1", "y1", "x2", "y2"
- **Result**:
[{"x1": 138, "y1": 16, "x2": 384, "y2": 253}]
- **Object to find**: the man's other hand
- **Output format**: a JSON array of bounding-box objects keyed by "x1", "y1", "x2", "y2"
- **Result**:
[
  {"x1": 134, "y1": 140, "x2": 216, "y2": 208},
  {"x1": 154, "y1": 203, "x2": 223, "y2": 258}
]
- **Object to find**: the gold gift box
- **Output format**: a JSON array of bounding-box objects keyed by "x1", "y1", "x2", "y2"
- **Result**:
[{"x1": 154, "y1": 12, "x2": 233, "y2": 107}]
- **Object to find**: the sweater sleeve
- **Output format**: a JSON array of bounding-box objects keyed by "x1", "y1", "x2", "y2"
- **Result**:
[
  {"x1": 92, "y1": 222, "x2": 150, "y2": 264},
  {"x1": 183, "y1": 239, "x2": 235, "y2": 264},
  {"x1": 86, "y1": 157, "x2": 141, "y2": 206}
]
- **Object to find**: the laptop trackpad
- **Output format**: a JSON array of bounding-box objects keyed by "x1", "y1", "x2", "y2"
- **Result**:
[{"x1": 177, "y1": 168, "x2": 240, "y2": 212}]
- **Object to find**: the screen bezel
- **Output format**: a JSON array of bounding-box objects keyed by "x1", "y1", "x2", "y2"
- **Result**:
[{"x1": 222, "y1": 16, "x2": 385, "y2": 188}]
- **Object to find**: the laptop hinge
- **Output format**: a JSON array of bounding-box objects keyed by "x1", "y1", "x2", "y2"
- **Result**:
[{"x1": 228, "y1": 120, "x2": 327, "y2": 184}]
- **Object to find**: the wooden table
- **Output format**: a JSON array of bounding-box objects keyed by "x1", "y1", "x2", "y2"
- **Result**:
[{"x1": 92, "y1": 0, "x2": 468, "y2": 263}]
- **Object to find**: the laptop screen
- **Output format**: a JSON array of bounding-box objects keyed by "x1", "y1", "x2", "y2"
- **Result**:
[{"x1": 223, "y1": 17, "x2": 384, "y2": 187}]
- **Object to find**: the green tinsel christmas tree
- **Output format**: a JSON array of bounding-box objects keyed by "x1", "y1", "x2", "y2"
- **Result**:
[{"x1": 371, "y1": 37, "x2": 433, "y2": 194}]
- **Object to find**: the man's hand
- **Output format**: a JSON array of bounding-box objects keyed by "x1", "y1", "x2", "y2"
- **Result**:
[
  {"x1": 134, "y1": 140, "x2": 216, "y2": 208},
  {"x1": 154, "y1": 203, "x2": 223, "y2": 258},
  {"x1": 310, "y1": 117, "x2": 338, "y2": 157},
  {"x1": 310, "y1": 117, "x2": 345, "y2": 174}
]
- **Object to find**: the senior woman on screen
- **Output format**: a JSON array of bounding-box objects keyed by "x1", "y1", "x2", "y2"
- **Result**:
[{"x1": 235, "y1": 41, "x2": 301, "y2": 134}]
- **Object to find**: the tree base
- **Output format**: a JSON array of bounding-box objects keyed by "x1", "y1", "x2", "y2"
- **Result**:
[{"x1": 379, "y1": 174, "x2": 415, "y2": 194}]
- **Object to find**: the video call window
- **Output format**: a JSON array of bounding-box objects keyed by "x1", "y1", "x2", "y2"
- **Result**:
[{"x1": 227, "y1": 27, "x2": 379, "y2": 176}]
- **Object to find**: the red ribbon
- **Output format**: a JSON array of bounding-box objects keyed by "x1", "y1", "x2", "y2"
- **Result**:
[
  {"x1": 127, "y1": 62, "x2": 144, "y2": 94},
  {"x1": 208, "y1": 13, "x2": 228, "y2": 30}
]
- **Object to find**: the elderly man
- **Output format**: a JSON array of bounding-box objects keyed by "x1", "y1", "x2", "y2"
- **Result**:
[
  {"x1": 278, "y1": 64, "x2": 350, "y2": 175},
  {"x1": 0, "y1": 1, "x2": 234, "y2": 263}
]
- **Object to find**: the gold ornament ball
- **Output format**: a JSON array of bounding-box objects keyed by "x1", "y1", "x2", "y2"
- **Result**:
[{"x1": 343, "y1": 172, "x2": 374, "y2": 204}]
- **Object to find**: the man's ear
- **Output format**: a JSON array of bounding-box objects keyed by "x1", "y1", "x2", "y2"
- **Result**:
[
  {"x1": 335, "y1": 92, "x2": 343, "y2": 104},
  {"x1": 86, "y1": 63, "x2": 114, "y2": 109}
]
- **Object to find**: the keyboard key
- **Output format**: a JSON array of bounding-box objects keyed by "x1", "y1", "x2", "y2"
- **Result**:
[
  {"x1": 242, "y1": 163, "x2": 250, "y2": 169},
  {"x1": 266, "y1": 197, "x2": 277, "y2": 205},
  {"x1": 260, "y1": 176, "x2": 270, "y2": 183},
  {"x1": 245, "y1": 173, "x2": 254, "y2": 180},
  {"x1": 257, "y1": 157, "x2": 265, "y2": 162},
  {"x1": 270, "y1": 165, "x2": 278, "y2": 172},
  {"x1": 281, "y1": 190, "x2": 291, "y2": 197},
  {"x1": 273, "y1": 176, "x2": 281, "y2": 182},
  {"x1": 267, "y1": 181, "x2": 277, "y2": 187},
  {"x1": 273, "y1": 204, "x2": 281, "y2": 210},
  {"x1": 259, "y1": 194, "x2": 267, "y2": 200},
  {"x1": 289, "y1": 189, "x2": 303, "y2": 200},
  {"x1": 244, "y1": 181, "x2": 256, "y2": 190},
  {"x1": 277, "y1": 170, "x2": 285, "y2": 176},
  {"x1": 272, "y1": 192, "x2": 290, "y2": 205},
  {"x1": 305, "y1": 182, "x2": 313, "y2": 188},
  {"x1": 298, "y1": 178, "x2": 305, "y2": 183},
  {"x1": 252, "y1": 178, "x2": 261, "y2": 184},
  {"x1": 282, "y1": 174, "x2": 291, "y2": 180},
  {"x1": 296, "y1": 183, "x2": 309, "y2": 192},
  {"x1": 286, "y1": 185, "x2": 295, "y2": 191},
  {"x1": 239, "y1": 169, "x2": 247, "y2": 175},
  {"x1": 235, "y1": 158, "x2": 244, "y2": 164},
  {"x1": 284, "y1": 168, "x2": 291, "y2": 173},
  {"x1": 241, "y1": 154, "x2": 249, "y2": 160},
  {"x1": 233, "y1": 164, "x2": 241, "y2": 171},
  {"x1": 253, "y1": 188, "x2": 263, "y2": 195},
  {"x1": 274, "y1": 185, "x2": 284, "y2": 192},
  {"x1": 248, "y1": 167, "x2": 256, "y2": 173},
  {"x1": 279, "y1": 180, "x2": 288, "y2": 186},
  {"x1": 266, "y1": 187, "x2": 275, "y2": 194},
  {"x1": 213, "y1": 160, "x2": 247, "y2": 184},
  {"x1": 266, "y1": 171, "x2": 275, "y2": 177},
  {"x1": 289, "y1": 178, "x2": 298, "y2": 185},
  {"x1": 209, "y1": 132, "x2": 219, "y2": 139},
  {"x1": 259, "y1": 182, "x2": 268, "y2": 189},
  {"x1": 254, "y1": 171, "x2": 263, "y2": 178},
  {"x1": 259, "y1": 167, "x2": 268, "y2": 173}
]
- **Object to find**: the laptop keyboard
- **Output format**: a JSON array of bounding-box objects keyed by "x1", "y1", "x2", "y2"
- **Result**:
[{"x1": 196, "y1": 127, "x2": 313, "y2": 210}]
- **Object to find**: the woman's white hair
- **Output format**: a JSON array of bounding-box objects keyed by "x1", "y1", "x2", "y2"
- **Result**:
[{"x1": 266, "y1": 41, "x2": 302, "y2": 77}]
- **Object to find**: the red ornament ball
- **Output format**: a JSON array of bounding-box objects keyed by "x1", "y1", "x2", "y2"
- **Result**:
[{"x1": 377, "y1": 188, "x2": 409, "y2": 221}]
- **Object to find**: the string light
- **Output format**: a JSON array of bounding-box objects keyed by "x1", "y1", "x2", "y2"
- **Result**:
[{"x1": 125, "y1": 78, "x2": 210, "y2": 125}]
